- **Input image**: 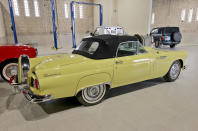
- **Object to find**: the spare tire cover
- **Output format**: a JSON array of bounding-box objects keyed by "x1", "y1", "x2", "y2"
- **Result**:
[{"x1": 173, "y1": 32, "x2": 182, "y2": 42}]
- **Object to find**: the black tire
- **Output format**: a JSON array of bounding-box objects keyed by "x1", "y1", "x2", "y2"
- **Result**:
[
  {"x1": 163, "y1": 60, "x2": 181, "y2": 82},
  {"x1": 0, "y1": 60, "x2": 18, "y2": 82},
  {"x1": 155, "y1": 41, "x2": 160, "y2": 48},
  {"x1": 76, "y1": 84, "x2": 107, "y2": 106},
  {"x1": 170, "y1": 44, "x2": 176, "y2": 48}
]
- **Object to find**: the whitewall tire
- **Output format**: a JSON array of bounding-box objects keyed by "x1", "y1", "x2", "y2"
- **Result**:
[
  {"x1": 1, "y1": 61, "x2": 18, "y2": 82},
  {"x1": 77, "y1": 84, "x2": 107, "y2": 106},
  {"x1": 164, "y1": 60, "x2": 181, "y2": 82}
]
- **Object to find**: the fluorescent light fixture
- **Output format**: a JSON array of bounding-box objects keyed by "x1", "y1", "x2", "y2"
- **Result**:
[
  {"x1": 34, "y1": 0, "x2": 40, "y2": 17},
  {"x1": 13, "y1": 0, "x2": 19, "y2": 16},
  {"x1": 196, "y1": 8, "x2": 198, "y2": 21},
  {"x1": 188, "y1": 8, "x2": 193, "y2": 23},
  {"x1": 181, "y1": 9, "x2": 186, "y2": 21},
  {"x1": 151, "y1": 13, "x2": 155, "y2": 25},
  {"x1": 79, "y1": 5, "x2": 83, "y2": 19},
  {"x1": 64, "y1": 3, "x2": 69, "y2": 18},
  {"x1": 24, "y1": 0, "x2": 30, "y2": 17}
]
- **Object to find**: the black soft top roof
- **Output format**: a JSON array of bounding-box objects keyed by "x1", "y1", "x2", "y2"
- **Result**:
[
  {"x1": 74, "y1": 35, "x2": 138, "y2": 59},
  {"x1": 83, "y1": 35, "x2": 138, "y2": 53}
]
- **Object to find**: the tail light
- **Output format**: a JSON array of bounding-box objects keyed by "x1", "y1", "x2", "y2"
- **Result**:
[
  {"x1": 162, "y1": 36, "x2": 165, "y2": 41},
  {"x1": 33, "y1": 78, "x2": 40, "y2": 89}
]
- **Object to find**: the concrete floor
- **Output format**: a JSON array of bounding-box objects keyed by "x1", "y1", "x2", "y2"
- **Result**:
[{"x1": 0, "y1": 45, "x2": 198, "y2": 131}]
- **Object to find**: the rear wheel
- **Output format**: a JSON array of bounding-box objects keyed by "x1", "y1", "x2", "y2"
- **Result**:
[
  {"x1": 170, "y1": 44, "x2": 176, "y2": 48},
  {"x1": 164, "y1": 60, "x2": 181, "y2": 82},
  {"x1": 155, "y1": 41, "x2": 160, "y2": 48},
  {"x1": 0, "y1": 60, "x2": 18, "y2": 82},
  {"x1": 76, "y1": 84, "x2": 107, "y2": 106}
]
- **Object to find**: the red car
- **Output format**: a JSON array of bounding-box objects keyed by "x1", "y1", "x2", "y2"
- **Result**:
[{"x1": 0, "y1": 44, "x2": 37, "y2": 81}]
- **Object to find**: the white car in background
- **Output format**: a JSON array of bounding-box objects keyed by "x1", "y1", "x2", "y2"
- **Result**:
[
  {"x1": 89, "y1": 26, "x2": 147, "y2": 46},
  {"x1": 91, "y1": 26, "x2": 126, "y2": 36}
]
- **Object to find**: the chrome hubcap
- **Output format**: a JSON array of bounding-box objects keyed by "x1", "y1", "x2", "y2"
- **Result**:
[
  {"x1": 82, "y1": 84, "x2": 106, "y2": 104},
  {"x1": 3, "y1": 63, "x2": 18, "y2": 80},
  {"x1": 170, "y1": 62, "x2": 180, "y2": 79}
]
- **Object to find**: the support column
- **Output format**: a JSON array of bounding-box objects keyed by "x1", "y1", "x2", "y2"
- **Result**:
[{"x1": 148, "y1": 0, "x2": 153, "y2": 34}]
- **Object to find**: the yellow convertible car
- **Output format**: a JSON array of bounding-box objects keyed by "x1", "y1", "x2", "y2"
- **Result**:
[{"x1": 10, "y1": 35, "x2": 188, "y2": 106}]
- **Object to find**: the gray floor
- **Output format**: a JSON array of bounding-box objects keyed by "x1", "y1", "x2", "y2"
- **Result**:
[{"x1": 0, "y1": 45, "x2": 198, "y2": 131}]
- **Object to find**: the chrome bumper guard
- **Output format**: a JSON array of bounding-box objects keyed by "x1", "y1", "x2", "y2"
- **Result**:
[{"x1": 10, "y1": 83, "x2": 52, "y2": 103}]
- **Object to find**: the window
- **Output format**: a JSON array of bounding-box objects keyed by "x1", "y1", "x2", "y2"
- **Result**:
[
  {"x1": 34, "y1": 0, "x2": 40, "y2": 17},
  {"x1": 24, "y1": 0, "x2": 30, "y2": 17},
  {"x1": 88, "y1": 42, "x2": 99, "y2": 54},
  {"x1": 181, "y1": 9, "x2": 186, "y2": 21},
  {"x1": 188, "y1": 8, "x2": 193, "y2": 23},
  {"x1": 79, "y1": 5, "x2": 83, "y2": 19},
  {"x1": 196, "y1": 8, "x2": 198, "y2": 21},
  {"x1": 138, "y1": 43, "x2": 147, "y2": 54},
  {"x1": 151, "y1": 13, "x2": 155, "y2": 25},
  {"x1": 164, "y1": 27, "x2": 179, "y2": 33},
  {"x1": 151, "y1": 28, "x2": 158, "y2": 34},
  {"x1": 76, "y1": 41, "x2": 99, "y2": 55},
  {"x1": 13, "y1": 0, "x2": 19, "y2": 16},
  {"x1": 64, "y1": 3, "x2": 69, "y2": 18},
  {"x1": 117, "y1": 41, "x2": 138, "y2": 57}
]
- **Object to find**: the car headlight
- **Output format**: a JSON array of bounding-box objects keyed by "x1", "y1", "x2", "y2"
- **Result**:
[{"x1": 19, "y1": 55, "x2": 30, "y2": 83}]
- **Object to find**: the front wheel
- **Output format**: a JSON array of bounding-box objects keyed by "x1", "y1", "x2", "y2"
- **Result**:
[
  {"x1": 0, "y1": 60, "x2": 18, "y2": 82},
  {"x1": 76, "y1": 84, "x2": 107, "y2": 106},
  {"x1": 163, "y1": 60, "x2": 181, "y2": 82}
]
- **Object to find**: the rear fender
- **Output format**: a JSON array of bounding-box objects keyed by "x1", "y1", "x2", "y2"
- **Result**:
[{"x1": 75, "y1": 73, "x2": 112, "y2": 95}]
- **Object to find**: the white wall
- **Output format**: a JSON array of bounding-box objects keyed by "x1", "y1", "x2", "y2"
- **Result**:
[
  {"x1": 152, "y1": 0, "x2": 198, "y2": 45},
  {"x1": 94, "y1": 0, "x2": 152, "y2": 35},
  {"x1": 0, "y1": 3, "x2": 6, "y2": 44}
]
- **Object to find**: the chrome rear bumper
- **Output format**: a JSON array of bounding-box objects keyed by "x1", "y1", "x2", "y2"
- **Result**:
[
  {"x1": 10, "y1": 82, "x2": 52, "y2": 103},
  {"x1": 23, "y1": 87, "x2": 52, "y2": 103}
]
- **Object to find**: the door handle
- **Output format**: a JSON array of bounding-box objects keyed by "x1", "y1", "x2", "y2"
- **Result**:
[{"x1": 115, "y1": 61, "x2": 123, "y2": 64}]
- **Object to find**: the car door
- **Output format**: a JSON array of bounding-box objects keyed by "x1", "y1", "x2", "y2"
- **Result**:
[{"x1": 112, "y1": 41, "x2": 152, "y2": 87}]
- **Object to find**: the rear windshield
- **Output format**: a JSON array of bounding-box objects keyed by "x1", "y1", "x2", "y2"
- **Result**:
[{"x1": 164, "y1": 27, "x2": 179, "y2": 33}]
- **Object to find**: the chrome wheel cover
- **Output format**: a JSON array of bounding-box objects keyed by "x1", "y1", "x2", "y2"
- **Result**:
[
  {"x1": 82, "y1": 84, "x2": 106, "y2": 104},
  {"x1": 170, "y1": 62, "x2": 181, "y2": 80},
  {"x1": 2, "y1": 63, "x2": 18, "y2": 81}
]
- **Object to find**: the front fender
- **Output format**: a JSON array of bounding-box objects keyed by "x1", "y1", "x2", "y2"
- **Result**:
[{"x1": 76, "y1": 73, "x2": 112, "y2": 95}]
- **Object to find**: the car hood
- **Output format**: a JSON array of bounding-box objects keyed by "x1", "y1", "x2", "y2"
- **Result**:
[{"x1": 33, "y1": 54, "x2": 89, "y2": 71}]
